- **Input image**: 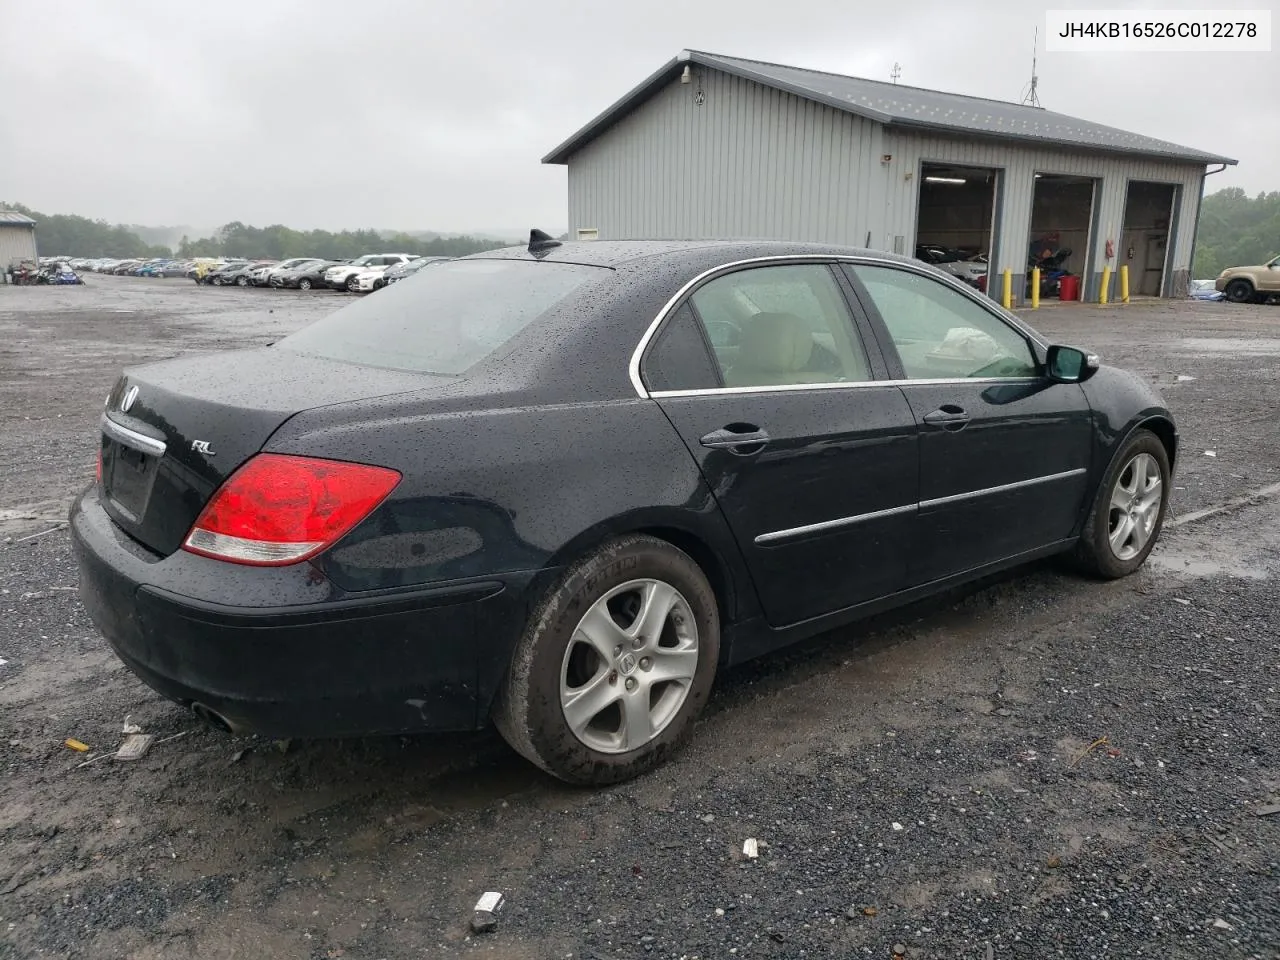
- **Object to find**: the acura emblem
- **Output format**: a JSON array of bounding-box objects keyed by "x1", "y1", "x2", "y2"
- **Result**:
[{"x1": 121, "y1": 386, "x2": 139, "y2": 412}]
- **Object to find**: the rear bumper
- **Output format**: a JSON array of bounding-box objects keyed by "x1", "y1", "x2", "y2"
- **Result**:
[{"x1": 70, "y1": 487, "x2": 534, "y2": 738}]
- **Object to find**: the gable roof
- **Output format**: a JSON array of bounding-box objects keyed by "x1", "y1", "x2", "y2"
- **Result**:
[
  {"x1": 0, "y1": 211, "x2": 37, "y2": 226},
  {"x1": 542, "y1": 50, "x2": 1235, "y2": 167}
]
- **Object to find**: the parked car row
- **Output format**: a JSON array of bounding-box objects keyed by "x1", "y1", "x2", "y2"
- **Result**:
[
  {"x1": 41, "y1": 254, "x2": 452, "y2": 293},
  {"x1": 57, "y1": 257, "x2": 220, "y2": 277},
  {"x1": 200, "y1": 254, "x2": 450, "y2": 292}
]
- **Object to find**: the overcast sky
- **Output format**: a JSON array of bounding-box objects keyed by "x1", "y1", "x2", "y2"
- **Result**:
[{"x1": 1, "y1": 0, "x2": 1272, "y2": 235}]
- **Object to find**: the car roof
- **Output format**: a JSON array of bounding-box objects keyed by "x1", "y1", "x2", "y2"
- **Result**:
[{"x1": 467, "y1": 238, "x2": 926, "y2": 271}]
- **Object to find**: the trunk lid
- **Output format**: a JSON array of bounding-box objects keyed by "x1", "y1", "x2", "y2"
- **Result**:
[{"x1": 98, "y1": 347, "x2": 440, "y2": 556}]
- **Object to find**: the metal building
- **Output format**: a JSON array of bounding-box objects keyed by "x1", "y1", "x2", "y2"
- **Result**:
[
  {"x1": 0, "y1": 210, "x2": 39, "y2": 275},
  {"x1": 543, "y1": 51, "x2": 1235, "y2": 301}
]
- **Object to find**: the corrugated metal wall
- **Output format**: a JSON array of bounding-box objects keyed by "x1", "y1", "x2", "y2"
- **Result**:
[
  {"x1": 564, "y1": 69, "x2": 1206, "y2": 299},
  {"x1": 567, "y1": 68, "x2": 885, "y2": 245},
  {"x1": 0, "y1": 226, "x2": 39, "y2": 268}
]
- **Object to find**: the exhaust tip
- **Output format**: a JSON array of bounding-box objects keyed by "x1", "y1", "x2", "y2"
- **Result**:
[{"x1": 190, "y1": 702, "x2": 234, "y2": 733}]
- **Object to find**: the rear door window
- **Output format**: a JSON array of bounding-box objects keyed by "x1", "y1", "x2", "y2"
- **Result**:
[
  {"x1": 278, "y1": 259, "x2": 604, "y2": 375},
  {"x1": 686, "y1": 264, "x2": 872, "y2": 388}
]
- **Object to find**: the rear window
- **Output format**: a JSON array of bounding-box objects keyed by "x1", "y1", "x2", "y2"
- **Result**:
[{"x1": 276, "y1": 258, "x2": 603, "y2": 375}]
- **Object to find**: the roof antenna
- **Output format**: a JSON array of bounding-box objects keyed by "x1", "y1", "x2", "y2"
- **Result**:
[
  {"x1": 889, "y1": 62, "x2": 902, "y2": 84},
  {"x1": 528, "y1": 228, "x2": 562, "y2": 254},
  {"x1": 1021, "y1": 28, "x2": 1042, "y2": 107}
]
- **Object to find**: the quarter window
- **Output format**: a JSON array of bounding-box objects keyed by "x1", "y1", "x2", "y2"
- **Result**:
[
  {"x1": 643, "y1": 304, "x2": 722, "y2": 392},
  {"x1": 686, "y1": 264, "x2": 872, "y2": 388},
  {"x1": 852, "y1": 265, "x2": 1038, "y2": 380}
]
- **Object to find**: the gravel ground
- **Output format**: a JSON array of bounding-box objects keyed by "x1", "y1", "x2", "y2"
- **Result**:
[{"x1": 0, "y1": 277, "x2": 1277, "y2": 959}]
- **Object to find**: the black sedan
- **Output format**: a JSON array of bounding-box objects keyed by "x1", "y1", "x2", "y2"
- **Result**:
[
  {"x1": 271, "y1": 259, "x2": 344, "y2": 290},
  {"x1": 206, "y1": 261, "x2": 268, "y2": 287},
  {"x1": 72, "y1": 238, "x2": 1176, "y2": 785}
]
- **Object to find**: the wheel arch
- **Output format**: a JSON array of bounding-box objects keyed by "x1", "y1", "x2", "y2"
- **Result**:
[
  {"x1": 530, "y1": 510, "x2": 747, "y2": 634},
  {"x1": 1135, "y1": 414, "x2": 1178, "y2": 475}
]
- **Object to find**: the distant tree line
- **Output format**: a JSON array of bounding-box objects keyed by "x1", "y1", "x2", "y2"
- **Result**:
[
  {"x1": 177, "y1": 222, "x2": 504, "y2": 261},
  {"x1": 1193, "y1": 188, "x2": 1280, "y2": 278},
  {"x1": 3, "y1": 202, "x2": 513, "y2": 261},
  {"x1": 4, "y1": 202, "x2": 171, "y2": 258}
]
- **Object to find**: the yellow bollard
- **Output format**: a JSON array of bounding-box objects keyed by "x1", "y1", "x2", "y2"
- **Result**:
[
  {"x1": 1100, "y1": 265, "x2": 1112, "y2": 305},
  {"x1": 1120, "y1": 264, "x2": 1130, "y2": 303},
  {"x1": 1002, "y1": 268, "x2": 1012, "y2": 309},
  {"x1": 1031, "y1": 268, "x2": 1041, "y2": 309}
]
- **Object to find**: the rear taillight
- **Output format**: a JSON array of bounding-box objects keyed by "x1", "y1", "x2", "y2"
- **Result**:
[{"x1": 182, "y1": 454, "x2": 401, "y2": 566}]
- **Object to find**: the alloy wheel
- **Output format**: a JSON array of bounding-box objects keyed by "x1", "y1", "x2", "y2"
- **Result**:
[
  {"x1": 559, "y1": 578, "x2": 699, "y2": 754},
  {"x1": 1108, "y1": 452, "x2": 1162, "y2": 560}
]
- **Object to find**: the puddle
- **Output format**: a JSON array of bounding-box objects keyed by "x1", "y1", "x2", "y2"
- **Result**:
[
  {"x1": 1175, "y1": 337, "x2": 1280, "y2": 357},
  {"x1": 1148, "y1": 552, "x2": 1267, "y2": 580}
]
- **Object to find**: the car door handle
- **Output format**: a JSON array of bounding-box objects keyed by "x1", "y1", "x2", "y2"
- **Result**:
[
  {"x1": 700, "y1": 424, "x2": 770, "y2": 453},
  {"x1": 922, "y1": 405, "x2": 970, "y2": 431}
]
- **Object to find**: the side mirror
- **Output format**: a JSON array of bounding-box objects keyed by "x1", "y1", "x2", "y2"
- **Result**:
[{"x1": 1046, "y1": 344, "x2": 1099, "y2": 383}]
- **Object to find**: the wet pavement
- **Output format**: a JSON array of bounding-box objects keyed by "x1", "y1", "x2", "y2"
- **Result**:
[{"x1": 0, "y1": 277, "x2": 1277, "y2": 959}]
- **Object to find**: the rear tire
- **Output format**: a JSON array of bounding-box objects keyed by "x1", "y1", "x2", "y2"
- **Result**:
[
  {"x1": 1224, "y1": 279, "x2": 1254, "y2": 303},
  {"x1": 493, "y1": 535, "x2": 719, "y2": 785},
  {"x1": 1071, "y1": 428, "x2": 1170, "y2": 579}
]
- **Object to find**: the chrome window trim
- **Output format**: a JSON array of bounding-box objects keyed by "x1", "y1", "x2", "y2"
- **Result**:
[
  {"x1": 754, "y1": 503, "x2": 917, "y2": 545},
  {"x1": 753, "y1": 467, "x2": 1088, "y2": 545},
  {"x1": 629, "y1": 253, "x2": 1049, "y2": 400},
  {"x1": 651, "y1": 376, "x2": 1040, "y2": 400},
  {"x1": 919, "y1": 467, "x2": 1087, "y2": 510},
  {"x1": 101, "y1": 414, "x2": 167, "y2": 458}
]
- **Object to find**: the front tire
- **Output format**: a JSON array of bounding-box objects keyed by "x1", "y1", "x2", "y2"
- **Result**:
[
  {"x1": 298, "y1": 278, "x2": 312, "y2": 290},
  {"x1": 1224, "y1": 279, "x2": 1254, "y2": 304},
  {"x1": 236, "y1": 276, "x2": 249, "y2": 287},
  {"x1": 493, "y1": 535, "x2": 719, "y2": 785},
  {"x1": 1072, "y1": 429, "x2": 1170, "y2": 578},
  {"x1": 345, "y1": 275, "x2": 360, "y2": 293}
]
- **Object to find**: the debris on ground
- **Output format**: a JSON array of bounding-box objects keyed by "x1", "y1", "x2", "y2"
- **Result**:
[
  {"x1": 1173, "y1": 597, "x2": 1192, "y2": 605},
  {"x1": 1254, "y1": 802, "x2": 1280, "y2": 817},
  {"x1": 742, "y1": 838, "x2": 759, "y2": 859},
  {"x1": 470, "y1": 891, "x2": 504, "y2": 935},
  {"x1": 121, "y1": 715, "x2": 143, "y2": 735},
  {"x1": 114, "y1": 733, "x2": 155, "y2": 762},
  {"x1": 1212, "y1": 918, "x2": 1234, "y2": 930},
  {"x1": 1204, "y1": 450, "x2": 1217, "y2": 457},
  {"x1": 229, "y1": 748, "x2": 247, "y2": 765},
  {"x1": 891, "y1": 821, "x2": 904, "y2": 831},
  {"x1": 64, "y1": 738, "x2": 90, "y2": 753},
  {"x1": 893, "y1": 943, "x2": 907, "y2": 956}
]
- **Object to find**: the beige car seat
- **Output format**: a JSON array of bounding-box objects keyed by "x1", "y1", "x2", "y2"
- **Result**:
[{"x1": 724, "y1": 312, "x2": 833, "y2": 387}]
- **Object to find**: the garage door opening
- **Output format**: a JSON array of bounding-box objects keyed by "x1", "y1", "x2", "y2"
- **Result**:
[
  {"x1": 1121, "y1": 181, "x2": 1177, "y2": 297},
  {"x1": 1028, "y1": 173, "x2": 1097, "y2": 301},
  {"x1": 914, "y1": 163, "x2": 998, "y2": 296}
]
